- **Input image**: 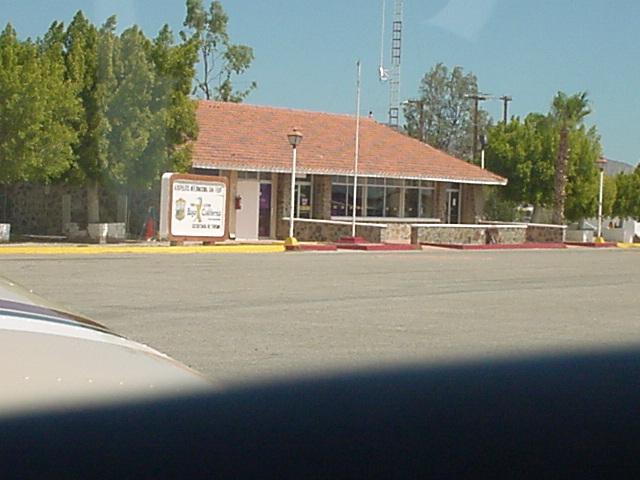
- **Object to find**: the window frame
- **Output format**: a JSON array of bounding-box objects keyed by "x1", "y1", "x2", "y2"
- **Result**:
[{"x1": 331, "y1": 177, "x2": 437, "y2": 219}]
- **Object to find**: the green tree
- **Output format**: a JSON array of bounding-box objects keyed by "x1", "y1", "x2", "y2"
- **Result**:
[
  {"x1": 486, "y1": 111, "x2": 604, "y2": 223},
  {"x1": 563, "y1": 126, "x2": 603, "y2": 222},
  {"x1": 602, "y1": 174, "x2": 617, "y2": 218},
  {"x1": 550, "y1": 91, "x2": 591, "y2": 225},
  {"x1": 403, "y1": 63, "x2": 489, "y2": 161},
  {"x1": 0, "y1": 23, "x2": 78, "y2": 185},
  {"x1": 150, "y1": 25, "x2": 199, "y2": 177},
  {"x1": 61, "y1": 13, "x2": 199, "y2": 223},
  {"x1": 485, "y1": 114, "x2": 555, "y2": 215},
  {"x1": 182, "y1": 0, "x2": 256, "y2": 102},
  {"x1": 614, "y1": 170, "x2": 640, "y2": 219},
  {"x1": 106, "y1": 26, "x2": 156, "y2": 188},
  {"x1": 107, "y1": 24, "x2": 198, "y2": 190},
  {"x1": 64, "y1": 12, "x2": 112, "y2": 223}
]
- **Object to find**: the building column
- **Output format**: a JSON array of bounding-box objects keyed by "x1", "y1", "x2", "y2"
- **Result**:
[
  {"x1": 275, "y1": 173, "x2": 291, "y2": 239},
  {"x1": 220, "y1": 170, "x2": 238, "y2": 238},
  {"x1": 460, "y1": 184, "x2": 472, "y2": 224},
  {"x1": 434, "y1": 182, "x2": 448, "y2": 222},
  {"x1": 269, "y1": 173, "x2": 278, "y2": 239},
  {"x1": 459, "y1": 184, "x2": 485, "y2": 224},
  {"x1": 312, "y1": 175, "x2": 332, "y2": 220}
]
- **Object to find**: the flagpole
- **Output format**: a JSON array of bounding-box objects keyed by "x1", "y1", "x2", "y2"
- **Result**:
[{"x1": 352, "y1": 60, "x2": 362, "y2": 237}]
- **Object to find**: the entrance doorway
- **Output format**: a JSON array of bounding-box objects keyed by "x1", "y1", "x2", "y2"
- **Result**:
[
  {"x1": 259, "y1": 183, "x2": 272, "y2": 237},
  {"x1": 236, "y1": 180, "x2": 260, "y2": 239},
  {"x1": 446, "y1": 188, "x2": 460, "y2": 224}
]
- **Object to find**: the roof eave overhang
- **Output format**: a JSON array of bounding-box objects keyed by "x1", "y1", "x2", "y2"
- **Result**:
[{"x1": 192, "y1": 163, "x2": 508, "y2": 186}]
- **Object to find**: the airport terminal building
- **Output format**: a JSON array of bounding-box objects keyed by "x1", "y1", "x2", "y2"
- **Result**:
[{"x1": 191, "y1": 101, "x2": 506, "y2": 242}]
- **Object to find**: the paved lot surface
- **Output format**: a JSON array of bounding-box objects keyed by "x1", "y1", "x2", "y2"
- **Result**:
[{"x1": 2, "y1": 248, "x2": 639, "y2": 385}]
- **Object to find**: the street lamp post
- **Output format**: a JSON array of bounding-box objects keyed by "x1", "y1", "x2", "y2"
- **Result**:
[
  {"x1": 479, "y1": 134, "x2": 488, "y2": 170},
  {"x1": 286, "y1": 128, "x2": 303, "y2": 244},
  {"x1": 596, "y1": 157, "x2": 607, "y2": 243}
]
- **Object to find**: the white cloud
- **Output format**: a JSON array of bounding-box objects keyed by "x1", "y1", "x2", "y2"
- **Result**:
[{"x1": 428, "y1": 0, "x2": 499, "y2": 41}]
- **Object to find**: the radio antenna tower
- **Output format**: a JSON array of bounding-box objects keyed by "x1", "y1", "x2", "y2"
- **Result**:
[
  {"x1": 378, "y1": 0, "x2": 389, "y2": 82},
  {"x1": 388, "y1": 0, "x2": 403, "y2": 129}
]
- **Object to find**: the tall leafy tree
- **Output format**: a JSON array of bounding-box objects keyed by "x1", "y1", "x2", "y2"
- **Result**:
[
  {"x1": 486, "y1": 112, "x2": 604, "y2": 223},
  {"x1": 107, "y1": 24, "x2": 198, "y2": 189},
  {"x1": 64, "y1": 12, "x2": 112, "y2": 223},
  {"x1": 151, "y1": 25, "x2": 199, "y2": 175},
  {"x1": 0, "y1": 11, "x2": 199, "y2": 229},
  {"x1": 404, "y1": 63, "x2": 489, "y2": 161},
  {"x1": 106, "y1": 25, "x2": 155, "y2": 188},
  {"x1": 61, "y1": 13, "x2": 199, "y2": 222},
  {"x1": 0, "y1": 23, "x2": 78, "y2": 185},
  {"x1": 550, "y1": 91, "x2": 591, "y2": 225},
  {"x1": 563, "y1": 125, "x2": 603, "y2": 222},
  {"x1": 614, "y1": 170, "x2": 640, "y2": 220},
  {"x1": 182, "y1": 0, "x2": 256, "y2": 102},
  {"x1": 485, "y1": 114, "x2": 555, "y2": 213}
]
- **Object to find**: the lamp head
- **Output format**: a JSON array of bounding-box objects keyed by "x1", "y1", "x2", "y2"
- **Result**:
[{"x1": 288, "y1": 128, "x2": 303, "y2": 148}]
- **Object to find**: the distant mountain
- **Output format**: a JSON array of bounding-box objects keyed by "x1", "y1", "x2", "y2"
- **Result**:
[{"x1": 603, "y1": 158, "x2": 636, "y2": 176}]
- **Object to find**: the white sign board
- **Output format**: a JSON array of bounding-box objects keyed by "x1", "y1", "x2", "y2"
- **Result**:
[{"x1": 159, "y1": 173, "x2": 228, "y2": 242}]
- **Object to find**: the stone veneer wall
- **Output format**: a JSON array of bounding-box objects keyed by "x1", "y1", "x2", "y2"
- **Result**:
[
  {"x1": 411, "y1": 226, "x2": 526, "y2": 245},
  {"x1": 312, "y1": 175, "x2": 332, "y2": 220},
  {"x1": 4, "y1": 183, "x2": 158, "y2": 237},
  {"x1": 525, "y1": 224, "x2": 566, "y2": 243},
  {"x1": 461, "y1": 184, "x2": 484, "y2": 224},
  {"x1": 434, "y1": 183, "x2": 448, "y2": 220},
  {"x1": 479, "y1": 221, "x2": 567, "y2": 244},
  {"x1": 277, "y1": 220, "x2": 385, "y2": 243},
  {"x1": 380, "y1": 223, "x2": 412, "y2": 243},
  {"x1": 276, "y1": 173, "x2": 291, "y2": 239},
  {"x1": 7, "y1": 184, "x2": 84, "y2": 235}
]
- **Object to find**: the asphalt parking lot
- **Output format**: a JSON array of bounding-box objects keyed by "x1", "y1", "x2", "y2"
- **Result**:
[{"x1": 2, "y1": 248, "x2": 639, "y2": 385}]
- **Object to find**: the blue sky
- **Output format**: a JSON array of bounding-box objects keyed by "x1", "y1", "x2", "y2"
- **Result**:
[{"x1": 4, "y1": 0, "x2": 639, "y2": 165}]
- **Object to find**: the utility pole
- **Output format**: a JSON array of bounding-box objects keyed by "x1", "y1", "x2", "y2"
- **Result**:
[
  {"x1": 466, "y1": 94, "x2": 488, "y2": 164},
  {"x1": 500, "y1": 95, "x2": 512, "y2": 124},
  {"x1": 404, "y1": 99, "x2": 425, "y2": 142},
  {"x1": 418, "y1": 100, "x2": 425, "y2": 142}
]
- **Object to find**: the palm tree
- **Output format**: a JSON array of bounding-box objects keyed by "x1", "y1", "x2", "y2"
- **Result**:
[{"x1": 550, "y1": 91, "x2": 591, "y2": 225}]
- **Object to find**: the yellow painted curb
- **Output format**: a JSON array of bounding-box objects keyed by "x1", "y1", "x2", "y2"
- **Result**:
[
  {"x1": 617, "y1": 243, "x2": 640, "y2": 249},
  {"x1": 0, "y1": 245, "x2": 285, "y2": 255}
]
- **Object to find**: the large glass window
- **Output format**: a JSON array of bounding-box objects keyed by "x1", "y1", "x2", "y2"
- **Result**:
[
  {"x1": 331, "y1": 177, "x2": 363, "y2": 216},
  {"x1": 295, "y1": 183, "x2": 312, "y2": 218},
  {"x1": 419, "y1": 189, "x2": 434, "y2": 218},
  {"x1": 366, "y1": 186, "x2": 384, "y2": 216},
  {"x1": 331, "y1": 177, "x2": 440, "y2": 219},
  {"x1": 347, "y1": 186, "x2": 364, "y2": 217},
  {"x1": 331, "y1": 184, "x2": 348, "y2": 216},
  {"x1": 385, "y1": 187, "x2": 402, "y2": 217},
  {"x1": 404, "y1": 188, "x2": 419, "y2": 217}
]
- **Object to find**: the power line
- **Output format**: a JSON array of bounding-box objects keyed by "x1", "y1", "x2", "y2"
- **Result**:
[
  {"x1": 466, "y1": 94, "x2": 489, "y2": 163},
  {"x1": 466, "y1": 93, "x2": 513, "y2": 163},
  {"x1": 500, "y1": 96, "x2": 512, "y2": 124}
]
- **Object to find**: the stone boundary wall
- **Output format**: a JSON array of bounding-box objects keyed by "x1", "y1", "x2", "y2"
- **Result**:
[
  {"x1": 278, "y1": 220, "x2": 385, "y2": 243},
  {"x1": 411, "y1": 225, "x2": 527, "y2": 245},
  {"x1": 479, "y1": 221, "x2": 567, "y2": 244},
  {"x1": 525, "y1": 224, "x2": 566, "y2": 243},
  {"x1": 0, "y1": 223, "x2": 9, "y2": 242},
  {"x1": 3, "y1": 183, "x2": 158, "y2": 237},
  {"x1": 380, "y1": 223, "x2": 412, "y2": 243}
]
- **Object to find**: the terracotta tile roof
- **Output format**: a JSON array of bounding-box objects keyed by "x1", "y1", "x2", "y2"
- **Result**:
[{"x1": 193, "y1": 101, "x2": 507, "y2": 185}]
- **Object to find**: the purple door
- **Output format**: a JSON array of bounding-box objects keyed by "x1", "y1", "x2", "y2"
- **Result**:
[{"x1": 259, "y1": 184, "x2": 272, "y2": 237}]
